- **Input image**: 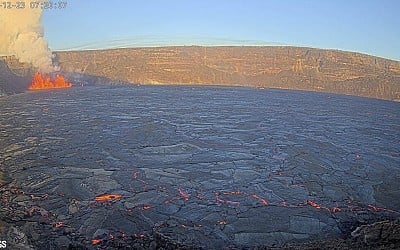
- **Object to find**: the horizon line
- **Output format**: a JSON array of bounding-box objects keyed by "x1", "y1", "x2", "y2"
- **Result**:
[{"x1": 51, "y1": 44, "x2": 400, "y2": 62}]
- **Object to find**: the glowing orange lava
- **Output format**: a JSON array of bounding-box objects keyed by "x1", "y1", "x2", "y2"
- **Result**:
[
  {"x1": 178, "y1": 187, "x2": 190, "y2": 201},
  {"x1": 95, "y1": 194, "x2": 122, "y2": 202},
  {"x1": 28, "y1": 72, "x2": 72, "y2": 90},
  {"x1": 55, "y1": 222, "x2": 64, "y2": 228},
  {"x1": 251, "y1": 194, "x2": 269, "y2": 205},
  {"x1": 332, "y1": 207, "x2": 342, "y2": 213},
  {"x1": 91, "y1": 239, "x2": 102, "y2": 245},
  {"x1": 306, "y1": 200, "x2": 331, "y2": 212},
  {"x1": 306, "y1": 200, "x2": 321, "y2": 209}
]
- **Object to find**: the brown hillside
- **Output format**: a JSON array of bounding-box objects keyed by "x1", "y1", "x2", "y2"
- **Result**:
[
  {"x1": 1, "y1": 46, "x2": 399, "y2": 100},
  {"x1": 56, "y1": 46, "x2": 400, "y2": 100}
]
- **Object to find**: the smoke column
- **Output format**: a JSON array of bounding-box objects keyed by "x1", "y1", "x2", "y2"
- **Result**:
[{"x1": 0, "y1": 1, "x2": 56, "y2": 72}]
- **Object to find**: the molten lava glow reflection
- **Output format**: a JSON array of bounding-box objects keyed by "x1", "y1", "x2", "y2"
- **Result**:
[{"x1": 28, "y1": 72, "x2": 72, "y2": 90}]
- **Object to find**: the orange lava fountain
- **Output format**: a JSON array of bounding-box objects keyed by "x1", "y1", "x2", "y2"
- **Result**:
[{"x1": 28, "y1": 72, "x2": 72, "y2": 90}]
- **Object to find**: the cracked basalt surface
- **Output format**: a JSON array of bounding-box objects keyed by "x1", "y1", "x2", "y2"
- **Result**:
[{"x1": 0, "y1": 86, "x2": 399, "y2": 249}]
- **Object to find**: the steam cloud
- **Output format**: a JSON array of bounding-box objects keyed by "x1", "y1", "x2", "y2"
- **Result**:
[{"x1": 0, "y1": 1, "x2": 57, "y2": 72}]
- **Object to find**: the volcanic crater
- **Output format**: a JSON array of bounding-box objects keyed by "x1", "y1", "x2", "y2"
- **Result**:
[{"x1": 0, "y1": 85, "x2": 399, "y2": 249}]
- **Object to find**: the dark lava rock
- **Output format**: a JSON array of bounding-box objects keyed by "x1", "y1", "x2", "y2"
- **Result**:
[
  {"x1": 1, "y1": 86, "x2": 399, "y2": 249},
  {"x1": 351, "y1": 220, "x2": 400, "y2": 246}
]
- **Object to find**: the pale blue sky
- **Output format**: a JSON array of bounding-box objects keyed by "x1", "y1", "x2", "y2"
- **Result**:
[{"x1": 42, "y1": 0, "x2": 400, "y2": 60}]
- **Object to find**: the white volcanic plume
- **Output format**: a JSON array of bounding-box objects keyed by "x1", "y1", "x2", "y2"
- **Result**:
[{"x1": 0, "y1": 2, "x2": 57, "y2": 72}]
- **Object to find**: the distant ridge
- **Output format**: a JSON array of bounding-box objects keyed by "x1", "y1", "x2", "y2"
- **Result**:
[
  {"x1": 56, "y1": 46, "x2": 400, "y2": 100},
  {"x1": 1, "y1": 46, "x2": 399, "y2": 100}
]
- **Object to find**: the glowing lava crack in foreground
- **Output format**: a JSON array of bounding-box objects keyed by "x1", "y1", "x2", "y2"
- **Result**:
[{"x1": 29, "y1": 72, "x2": 72, "y2": 90}]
